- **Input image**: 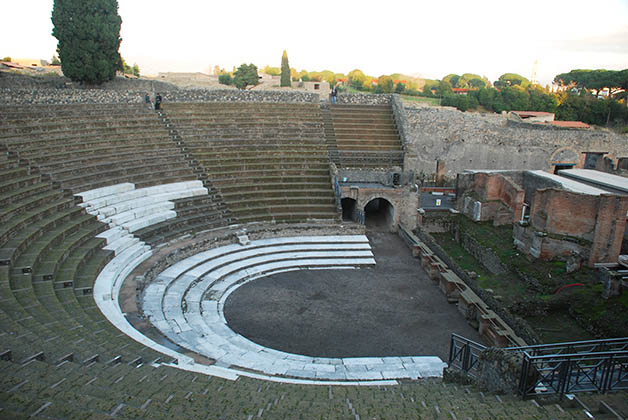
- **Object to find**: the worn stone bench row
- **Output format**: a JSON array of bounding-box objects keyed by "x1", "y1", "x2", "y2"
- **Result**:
[
  {"x1": 404, "y1": 229, "x2": 527, "y2": 348},
  {"x1": 1, "y1": 132, "x2": 173, "y2": 152},
  {"x1": 181, "y1": 140, "x2": 328, "y2": 153},
  {"x1": 0, "y1": 103, "x2": 156, "y2": 116},
  {"x1": 0, "y1": 123, "x2": 168, "y2": 141},
  {"x1": 0, "y1": 115, "x2": 162, "y2": 132}
]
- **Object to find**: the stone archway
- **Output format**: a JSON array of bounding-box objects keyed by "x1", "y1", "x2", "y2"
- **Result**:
[
  {"x1": 364, "y1": 197, "x2": 395, "y2": 230},
  {"x1": 550, "y1": 147, "x2": 579, "y2": 173}
]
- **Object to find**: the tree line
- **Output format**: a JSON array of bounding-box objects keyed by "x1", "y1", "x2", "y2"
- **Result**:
[
  {"x1": 431, "y1": 70, "x2": 628, "y2": 127},
  {"x1": 48, "y1": 1, "x2": 626, "y2": 128}
]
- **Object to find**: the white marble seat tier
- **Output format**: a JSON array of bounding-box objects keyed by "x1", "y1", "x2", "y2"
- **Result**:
[
  {"x1": 143, "y1": 235, "x2": 447, "y2": 382},
  {"x1": 83, "y1": 183, "x2": 446, "y2": 384}
]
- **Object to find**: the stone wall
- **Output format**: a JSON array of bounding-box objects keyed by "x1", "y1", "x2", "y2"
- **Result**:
[
  {"x1": 457, "y1": 231, "x2": 508, "y2": 275},
  {"x1": 400, "y1": 105, "x2": 628, "y2": 177},
  {"x1": 456, "y1": 172, "x2": 525, "y2": 226},
  {"x1": 337, "y1": 93, "x2": 392, "y2": 105},
  {"x1": 162, "y1": 89, "x2": 320, "y2": 103},
  {"x1": 0, "y1": 87, "x2": 322, "y2": 105}
]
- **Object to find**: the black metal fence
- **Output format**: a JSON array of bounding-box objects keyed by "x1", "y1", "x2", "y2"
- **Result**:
[
  {"x1": 448, "y1": 334, "x2": 628, "y2": 399},
  {"x1": 517, "y1": 338, "x2": 628, "y2": 398},
  {"x1": 448, "y1": 333, "x2": 487, "y2": 378}
]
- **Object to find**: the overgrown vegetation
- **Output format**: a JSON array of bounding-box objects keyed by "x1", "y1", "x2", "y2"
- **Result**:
[{"x1": 432, "y1": 219, "x2": 628, "y2": 342}]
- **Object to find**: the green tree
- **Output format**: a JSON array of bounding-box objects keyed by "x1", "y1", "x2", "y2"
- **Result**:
[
  {"x1": 1, "y1": 57, "x2": 11, "y2": 62},
  {"x1": 263, "y1": 65, "x2": 280, "y2": 76},
  {"x1": 554, "y1": 68, "x2": 628, "y2": 97},
  {"x1": 280, "y1": 50, "x2": 291, "y2": 87},
  {"x1": 443, "y1": 74, "x2": 460, "y2": 87},
  {"x1": 348, "y1": 69, "x2": 367, "y2": 90},
  {"x1": 495, "y1": 73, "x2": 530, "y2": 88},
  {"x1": 468, "y1": 78, "x2": 487, "y2": 88},
  {"x1": 52, "y1": 0, "x2": 122, "y2": 84},
  {"x1": 528, "y1": 85, "x2": 557, "y2": 112},
  {"x1": 51, "y1": 55, "x2": 61, "y2": 65},
  {"x1": 233, "y1": 63, "x2": 259, "y2": 89},
  {"x1": 478, "y1": 87, "x2": 497, "y2": 108},
  {"x1": 438, "y1": 79, "x2": 453, "y2": 96},
  {"x1": 377, "y1": 75, "x2": 394, "y2": 93},
  {"x1": 218, "y1": 73, "x2": 232, "y2": 85},
  {"x1": 500, "y1": 85, "x2": 530, "y2": 110},
  {"x1": 394, "y1": 82, "x2": 406, "y2": 94}
]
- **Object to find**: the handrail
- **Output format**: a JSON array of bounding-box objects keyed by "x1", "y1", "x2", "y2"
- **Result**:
[
  {"x1": 519, "y1": 348, "x2": 628, "y2": 398},
  {"x1": 448, "y1": 333, "x2": 628, "y2": 399},
  {"x1": 447, "y1": 333, "x2": 487, "y2": 378}
]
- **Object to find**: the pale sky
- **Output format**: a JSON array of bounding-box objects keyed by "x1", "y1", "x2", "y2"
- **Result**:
[{"x1": 2, "y1": 0, "x2": 627, "y2": 86}]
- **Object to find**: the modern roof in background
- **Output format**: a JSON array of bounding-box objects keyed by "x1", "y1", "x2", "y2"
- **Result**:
[{"x1": 558, "y1": 169, "x2": 628, "y2": 195}]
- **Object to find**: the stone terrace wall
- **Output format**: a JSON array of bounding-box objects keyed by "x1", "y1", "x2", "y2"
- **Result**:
[
  {"x1": 337, "y1": 93, "x2": 392, "y2": 105},
  {"x1": 0, "y1": 88, "x2": 321, "y2": 105},
  {"x1": 0, "y1": 88, "x2": 149, "y2": 104},
  {"x1": 162, "y1": 89, "x2": 320, "y2": 103},
  {"x1": 402, "y1": 105, "x2": 628, "y2": 176}
]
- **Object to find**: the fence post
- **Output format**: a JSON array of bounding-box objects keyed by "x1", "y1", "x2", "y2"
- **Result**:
[
  {"x1": 462, "y1": 341, "x2": 471, "y2": 372},
  {"x1": 518, "y1": 355, "x2": 531, "y2": 397},
  {"x1": 601, "y1": 354, "x2": 613, "y2": 393}
]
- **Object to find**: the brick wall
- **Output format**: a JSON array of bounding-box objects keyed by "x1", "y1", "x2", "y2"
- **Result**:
[
  {"x1": 530, "y1": 189, "x2": 598, "y2": 240},
  {"x1": 456, "y1": 172, "x2": 525, "y2": 224},
  {"x1": 590, "y1": 195, "x2": 628, "y2": 264}
]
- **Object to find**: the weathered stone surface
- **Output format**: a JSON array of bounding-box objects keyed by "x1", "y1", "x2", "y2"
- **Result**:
[{"x1": 400, "y1": 105, "x2": 628, "y2": 176}]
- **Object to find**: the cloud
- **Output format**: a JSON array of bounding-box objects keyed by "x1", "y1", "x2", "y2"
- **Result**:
[{"x1": 546, "y1": 26, "x2": 628, "y2": 56}]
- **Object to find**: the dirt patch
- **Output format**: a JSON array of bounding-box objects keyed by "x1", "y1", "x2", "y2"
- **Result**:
[{"x1": 224, "y1": 231, "x2": 482, "y2": 360}]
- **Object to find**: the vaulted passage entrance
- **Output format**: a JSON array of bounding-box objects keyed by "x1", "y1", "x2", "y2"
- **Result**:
[{"x1": 364, "y1": 198, "x2": 394, "y2": 230}]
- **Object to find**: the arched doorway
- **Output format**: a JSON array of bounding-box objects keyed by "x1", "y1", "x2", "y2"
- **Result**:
[
  {"x1": 341, "y1": 198, "x2": 358, "y2": 222},
  {"x1": 364, "y1": 198, "x2": 394, "y2": 230}
]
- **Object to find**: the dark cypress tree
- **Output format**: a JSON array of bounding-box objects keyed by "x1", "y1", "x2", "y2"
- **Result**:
[
  {"x1": 280, "y1": 50, "x2": 291, "y2": 87},
  {"x1": 52, "y1": 0, "x2": 122, "y2": 84}
]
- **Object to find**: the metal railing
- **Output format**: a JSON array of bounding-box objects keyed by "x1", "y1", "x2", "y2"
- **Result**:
[
  {"x1": 448, "y1": 334, "x2": 628, "y2": 398},
  {"x1": 448, "y1": 333, "x2": 487, "y2": 378},
  {"x1": 519, "y1": 348, "x2": 628, "y2": 398},
  {"x1": 508, "y1": 337, "x2": 628, "y2": 357}
]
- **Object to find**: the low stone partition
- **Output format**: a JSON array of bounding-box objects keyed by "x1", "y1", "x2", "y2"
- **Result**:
[
  {"x1": 0, "y1": 88, "x2": 148, "y2": 104},
  {"x1": 337, "y1": 93, "x2": 393, "y2": 105},
  {"x1": 398, "y1": 224, "x2": 527, "y2": 348},
  {"x1": 162, "y1": 89, "x2": 320, "y2": 104},
  {"x1": 0, "y1": 87, "x2": 321, "y2": 105}
]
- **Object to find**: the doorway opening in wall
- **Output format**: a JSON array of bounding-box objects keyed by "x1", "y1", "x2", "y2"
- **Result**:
[
  {"x1": 364, "y1": 198, "x2": 394, "y2": 230},
  {"x1": 553, "y1": 163, "x2": 575, "y2": 174},
  {"x1": 341, "y1": 198, "x2": 357, "y2": 222}
]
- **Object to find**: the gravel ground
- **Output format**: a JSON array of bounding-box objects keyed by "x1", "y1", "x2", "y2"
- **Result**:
[{"x1": 224, "y1": 230, "x2": 482, "y2": 361}]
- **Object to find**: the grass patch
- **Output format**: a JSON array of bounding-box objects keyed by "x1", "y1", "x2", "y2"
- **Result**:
[
  {"x1": 401, "y1": 95, "x2": 440, "y2": 106},
  {"x1": 526, "y1": 312, "x2": 594, "y2": 343},
  {"x1": 432, "y1": 231, "x2": 526, "y2": 305},
  {"x1": 432, "y1": 220, "x2": 628, "y2": 341}
]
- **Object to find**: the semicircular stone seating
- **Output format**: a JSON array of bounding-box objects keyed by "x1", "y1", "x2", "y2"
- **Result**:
[{"x1": 141, "y1": 236, "x2": 447, "y2": 383}]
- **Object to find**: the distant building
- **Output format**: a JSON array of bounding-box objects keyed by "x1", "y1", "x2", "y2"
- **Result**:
[
  {"x1": 510, "y1": 111, "x2": 555, "y2": 123},
  {"x1": 12, "y1": 58, "x2": 49, "y2": 67}
]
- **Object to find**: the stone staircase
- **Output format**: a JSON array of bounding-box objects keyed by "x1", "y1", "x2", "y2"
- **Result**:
[
  {"x1": 329, "y1": 104, "x2": 404, "y2": 169},
  {"x1": 161, "y1": 102, "x2": 339, "y2": 224},
  {"x1": 320, "y1": 104, "x2": 340, "y2": 165}
]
